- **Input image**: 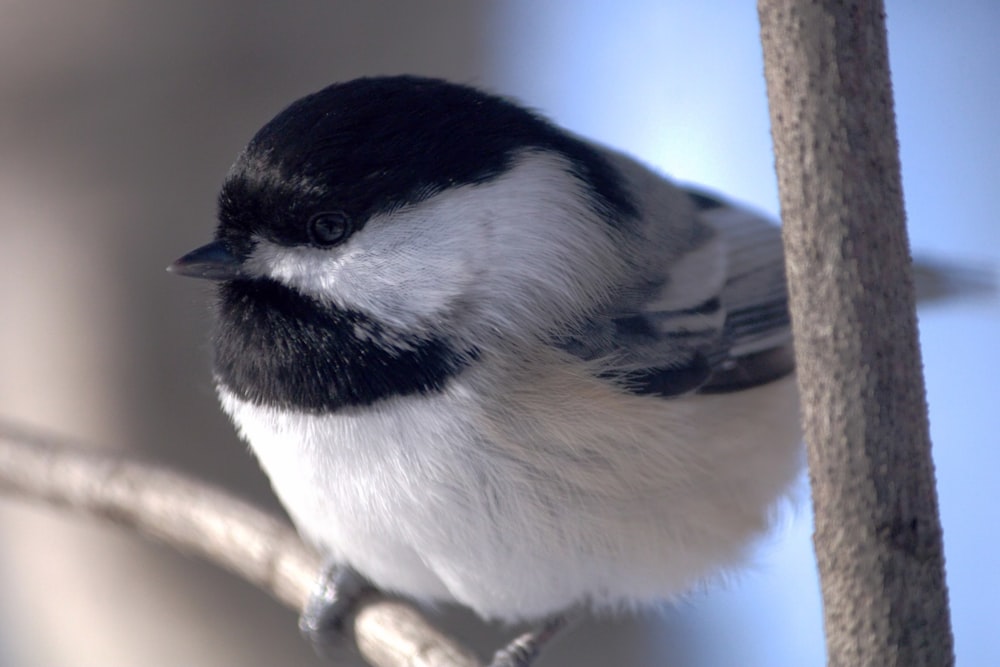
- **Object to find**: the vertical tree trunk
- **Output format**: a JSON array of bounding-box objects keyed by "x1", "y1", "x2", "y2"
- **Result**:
[{"x1": 756, "y1": 2, "x2": 955, "y2": 666}]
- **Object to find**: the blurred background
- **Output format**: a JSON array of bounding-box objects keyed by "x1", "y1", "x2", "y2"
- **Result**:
[{"x1": 1, "y1": 2, "x2": 997, "y2": 665}]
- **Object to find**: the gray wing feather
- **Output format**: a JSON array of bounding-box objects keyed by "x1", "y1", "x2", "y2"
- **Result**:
[
  {"x1": 562, "y1": 187, "x2": 794, "y2": 396},
  {"x1": 697, "y1": 197, "x2": 794, "y2": 391},
  {"x1": 703, "y1": 201, "x2": 792, "y2": 356}
]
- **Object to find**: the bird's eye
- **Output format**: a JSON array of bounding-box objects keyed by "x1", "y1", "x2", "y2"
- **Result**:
[{"x1": 308, "y1": 211, "x2": 352, "y2": 247}]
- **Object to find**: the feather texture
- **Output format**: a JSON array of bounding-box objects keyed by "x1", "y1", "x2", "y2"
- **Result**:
[{"x1": 193, "y1": 76, "x2": 805, "y2": 624}]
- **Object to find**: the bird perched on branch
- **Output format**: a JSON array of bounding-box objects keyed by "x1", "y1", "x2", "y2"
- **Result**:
[{"x1": 171, "y1": 75, "x2": 803, "y2": 666}]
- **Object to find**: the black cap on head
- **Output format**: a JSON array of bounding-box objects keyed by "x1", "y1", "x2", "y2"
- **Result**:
[{"x1": 215, "y1": 76, "x2": 637, "y2": 255}]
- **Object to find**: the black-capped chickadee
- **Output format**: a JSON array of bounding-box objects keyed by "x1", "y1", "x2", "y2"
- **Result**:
[{"x1": 170, "y1": 75, "x2": 803, "y2": 660}]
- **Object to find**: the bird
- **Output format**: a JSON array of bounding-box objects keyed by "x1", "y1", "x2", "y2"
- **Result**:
[{"x1": 170, "y1": 75, "x2": 803, "y2": 665}]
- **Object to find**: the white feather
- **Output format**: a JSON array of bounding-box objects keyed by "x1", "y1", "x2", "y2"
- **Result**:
[
  {"x1": 244, "y1": 152, "x2": 631, "y2": 347},
  {"x1": 222, "y1": 142, "x2": 803, "y2": 623},
  {"x1": 220, "y1": 360, "x2": 800, "y2": 621}
]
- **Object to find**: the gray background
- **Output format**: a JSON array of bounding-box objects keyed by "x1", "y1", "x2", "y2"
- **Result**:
[{"x1": 1, "y1": 2, "x2": 996, "y2": 665}]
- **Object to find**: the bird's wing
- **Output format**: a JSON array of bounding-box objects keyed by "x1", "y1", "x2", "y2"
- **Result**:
[{"x1": 560, "y1": 188, "x2": 794, "y2": 397}]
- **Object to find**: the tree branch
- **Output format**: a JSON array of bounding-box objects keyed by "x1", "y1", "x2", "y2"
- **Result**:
[
  {"x1": 0, "y1": 419, "x2": 482, "y2": 667},
  {"x1": 758, "y1": 1, "x2": 955, "y2": 666}
]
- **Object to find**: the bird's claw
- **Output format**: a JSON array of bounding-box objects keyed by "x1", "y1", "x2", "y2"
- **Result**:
[
  {"x1": 299, "y1": 563, "x2": 373, "y2": 656},
  {"x1": 488, "y1": 615, "x2": 571, "y2": 667}
]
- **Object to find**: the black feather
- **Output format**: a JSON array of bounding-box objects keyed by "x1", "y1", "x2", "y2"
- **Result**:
[
  {"x1": 213, "y1": 278, "x2": 474, "y2": 411},
  {"x1": 216, "y1": 75, "x2": 637, "y2": 256}
]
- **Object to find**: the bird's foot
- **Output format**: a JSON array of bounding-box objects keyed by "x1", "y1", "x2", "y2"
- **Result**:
[
  {"x1": 488, "y1": 615, "x2": 572, "y2": 667},
  {"x1": 299, "y1": 563, "x2": 374, "y2": 658}
]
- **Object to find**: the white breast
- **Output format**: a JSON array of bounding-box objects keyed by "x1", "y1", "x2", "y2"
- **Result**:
[{"x1": 217, "y1": 359, "x2": 802, "y2": 622}]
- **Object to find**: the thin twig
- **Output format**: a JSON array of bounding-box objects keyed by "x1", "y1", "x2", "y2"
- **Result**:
[{"x1": 0, "y1": 419, "x2": 482, "y2": 667}]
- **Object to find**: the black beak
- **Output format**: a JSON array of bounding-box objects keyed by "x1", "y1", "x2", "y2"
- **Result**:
[{"x1": 168, "y1": 241, "x2": 244, "y2": 281}]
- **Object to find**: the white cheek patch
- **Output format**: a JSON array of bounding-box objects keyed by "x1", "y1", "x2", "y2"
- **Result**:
[
  {"x1": 239, "y1": 151, "x2": 630, "y2": 337},
  {"x1": 242, "y1": 226, "x2": 475, "y2": 332},
  {"x1": 244, "y1": 241, "x2": 357, "y2": 297}
]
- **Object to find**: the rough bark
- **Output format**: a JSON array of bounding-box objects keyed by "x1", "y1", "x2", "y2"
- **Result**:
[{"x1": 757, "y1": 2, "x2": 955, "y2": 666}]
